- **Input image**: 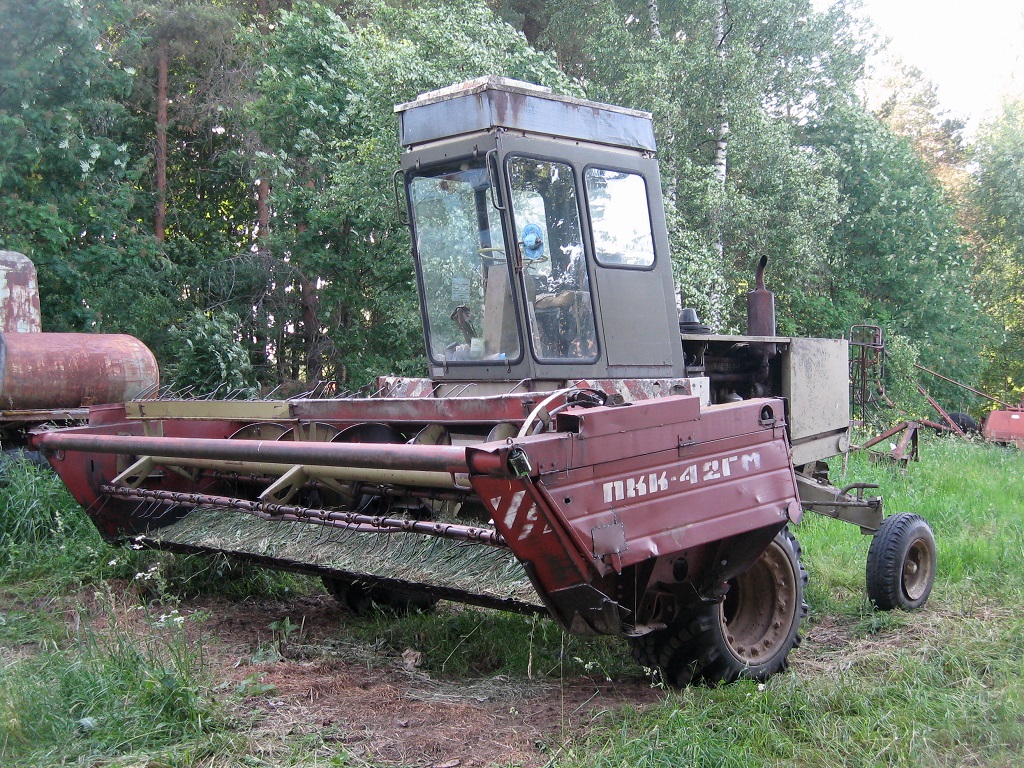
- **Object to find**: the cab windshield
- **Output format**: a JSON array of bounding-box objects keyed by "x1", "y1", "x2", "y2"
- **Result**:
[
  {"x1": 409, "y1": 157, "x2": 601, "y2": 366},
  {"x1": 409, "y1": 162, "x2": 521, "y2": 363}
]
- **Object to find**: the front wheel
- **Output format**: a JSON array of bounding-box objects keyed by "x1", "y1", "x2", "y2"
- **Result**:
[
  {"x1": 630, "y1": 528, "x2": 808, "y2": 687},
  {"x1": 866, "y1": 513, "x2": 936, "y2": 610}
]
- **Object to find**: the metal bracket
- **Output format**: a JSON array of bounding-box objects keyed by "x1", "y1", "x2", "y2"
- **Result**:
[
  {"x1": 112, "y1": 456, "x2": 156, "y2": 489},
  {"x1": 592, "y1": 520, "x2": 627, "y2": 561},
  {"x1": 260, "y1": 464, "x2": 308, "y2": 506},
  {"x1": 796, "y1": 474, "x2": 883, "y2": 533},
  {"x1": 485, "y1": 149, "x2": 506, "y2": 211},
  {"x1": 392, "y1": 169, "x2": 409, "y2": 225}
]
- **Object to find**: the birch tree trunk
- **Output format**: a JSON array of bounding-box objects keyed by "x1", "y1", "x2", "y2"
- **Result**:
[
  {"x1": 648, "y1": 0, "x2": 661, "y2": 40},
  {"x1": 711, "y1": 0, "x2": 730, "y2": 261}
]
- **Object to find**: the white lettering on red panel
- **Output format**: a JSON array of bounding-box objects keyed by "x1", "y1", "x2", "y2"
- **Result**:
[{"x1": 602, "y1": 452, "x2": 763, "y2": 504}]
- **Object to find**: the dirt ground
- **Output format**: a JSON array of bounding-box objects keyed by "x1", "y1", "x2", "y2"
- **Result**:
[
  {"x1": 69, "y1": 587, "x2": 666, "y2": 767},
  {"x1": 203, "y1": 594, "x2": 666, "y2": 766}
]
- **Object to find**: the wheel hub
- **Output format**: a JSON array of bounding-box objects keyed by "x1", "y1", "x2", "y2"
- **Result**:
[
  {"x1": 902, "y1": 539, "x2": 933, "y2": 601},
  {"x1": 720, "y1": 539, "x2": 797, "y2": 663}
]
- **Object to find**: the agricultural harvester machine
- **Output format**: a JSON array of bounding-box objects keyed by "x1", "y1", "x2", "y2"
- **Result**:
[{"x1": 33, "y1": 78, "x2": 936, "y2": 686}]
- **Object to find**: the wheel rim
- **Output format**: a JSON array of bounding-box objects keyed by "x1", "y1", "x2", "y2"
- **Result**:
[
  {"x1": 719, "y1": 539, "x2": 798, "y2": 664},
  {"x1": 902, "y1": 538, "x2": 934, "y2": 602}
]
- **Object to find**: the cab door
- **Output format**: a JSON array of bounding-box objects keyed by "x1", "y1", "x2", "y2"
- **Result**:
[{"x1": 583, "y1": 157, "x2": 681, "y2": 374}]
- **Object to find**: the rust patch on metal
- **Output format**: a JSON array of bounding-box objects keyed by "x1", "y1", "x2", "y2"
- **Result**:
[{"x1": 0, "y1": 251, "x2": 42, "y2": 333}]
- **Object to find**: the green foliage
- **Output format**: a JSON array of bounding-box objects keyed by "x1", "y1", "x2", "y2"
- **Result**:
[
  {"x1": 0, "y1": 0, "x2": 175, "y2": 341},
  {"x1": 806, "y1": 104, "x2": 990, "y2": 394},
  {"x1": 971, "y1": 99, "x2": 1024, "y2": 403},
  {"x1": 722, "y1": 112, "x2": 846, "y2": 336},
  {"x1": 0, "y1": 460, "x2": 104, "y2": 582},
  {"x1": 880, "y1": 332, "x2": 923, "y2": 421},
  {"x1": 165, "y1": 310, "x2": 259, "y2": 397},
  {"x1": 0, "y1": 598, "x2": 219, "y2": 764},
  {"x1": 874, "y1": 60, "x2": 967, "y2": 174}
]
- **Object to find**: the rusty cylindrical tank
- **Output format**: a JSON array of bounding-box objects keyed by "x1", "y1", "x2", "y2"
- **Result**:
[{"x1": 0, "y1": 332, "x2": 159, "y2": 410}]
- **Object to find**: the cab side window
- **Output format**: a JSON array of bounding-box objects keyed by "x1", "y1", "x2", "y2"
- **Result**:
[{"x1": 585, "y1": 168, "x2": 656, "y2": 268}]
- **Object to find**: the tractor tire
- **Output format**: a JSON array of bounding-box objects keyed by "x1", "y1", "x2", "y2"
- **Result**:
[
  {"x1": 866, "y1": 513, "x2": 936, "y2": 610},
  {"x1": 948, "y1": 412, "x2": 978, "y2": 433},
  {"x1": 630, "y1": 528, "x2": 808, "y2": 687},
  {"x1": 322, "y1": 576, "x2": 438, "y2": 615},
  {"x1": 935, "y1": 412, "x2": 978, "y2": 435}
]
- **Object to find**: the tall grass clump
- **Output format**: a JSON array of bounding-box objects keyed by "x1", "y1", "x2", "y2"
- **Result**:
[
  {"x1": 0, "y1": 459, "x2": 107, "y2": 582},
  {"x1": 0, "y1": 599, "x2": 220, "y2": 765}
]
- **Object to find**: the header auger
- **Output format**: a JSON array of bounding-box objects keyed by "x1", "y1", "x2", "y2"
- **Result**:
[{"x1": 34, "y1": 77, "x2": 935, "y2": 687}]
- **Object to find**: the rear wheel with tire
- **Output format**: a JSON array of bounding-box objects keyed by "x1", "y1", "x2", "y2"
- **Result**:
[
  {"x1": 631, "y1": 528, "x2": 808, "y2": 687},
  {"x1": 866, "y1": 513, "x2": 936, "y2": 610},
  {"x1": 322, "y1": 576, "x2": 438, "y2": 615}
]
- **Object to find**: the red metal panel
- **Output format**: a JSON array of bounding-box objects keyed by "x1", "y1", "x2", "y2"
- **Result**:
[
  {"x1": 472, "y1": 474, "x2": 595, "y2": 593},
  {"x1": 541, "y1": 430, "x2": 796, "y2": 575},
  {"x1": 472, "y1": 396, "x2": 799, "y2": 592},
  {"x1": 983, "y1": 407, "x2": 1024, "y2": 448},
  {"x1": 556, "y1": 394, "x2": 701, "y2": 438},
  {"x1": 0, "y1": 333, "x2": 158, "y2": 410}
]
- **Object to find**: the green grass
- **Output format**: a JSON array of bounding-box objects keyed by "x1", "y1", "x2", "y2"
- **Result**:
[
  {"x1": 343, "y1": 604, "x2": 638, "y2": 681},
  {"x1": 1, "y1": 438, "x2": 1023, "y2": 766},
  {"x1": 0, "y1": 588, "x2": 222, "y2": 766},
  {"x1": 0, "y1": 459, "x2": 107, "y2": 585}
]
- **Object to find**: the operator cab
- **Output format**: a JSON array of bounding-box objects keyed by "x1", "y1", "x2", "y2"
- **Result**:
[{"x1": 396, "y1": 77, "x2": 684, "y2": 383}]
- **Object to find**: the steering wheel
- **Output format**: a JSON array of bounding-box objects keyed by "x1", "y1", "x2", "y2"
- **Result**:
[{"x1": 478, "y1": 247, "x2": 506, "y2": 262}]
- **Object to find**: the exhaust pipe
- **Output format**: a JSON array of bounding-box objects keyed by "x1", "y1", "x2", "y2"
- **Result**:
[
  {"x1": 747, "y1": 256, "x2": 777, "y2": 380},
  {"x1": 747, "y1": 255, "x2": 776, "y2": 339}
]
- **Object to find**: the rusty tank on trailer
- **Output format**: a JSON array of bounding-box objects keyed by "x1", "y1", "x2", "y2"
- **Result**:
[
  {"x1": 0, "y1": 253, "x2": 159, "y2": 448},
  {"x1": 0, "y1": 332, "x2": 158, "y2": 410},
  {"x1": 33, "y1": 78, "x2": 937, "y2": 688}
]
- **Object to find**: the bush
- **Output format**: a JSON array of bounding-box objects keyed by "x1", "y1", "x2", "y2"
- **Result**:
[{"x1": 165, "y1": 310, "x2": 259, "y2": 398}]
